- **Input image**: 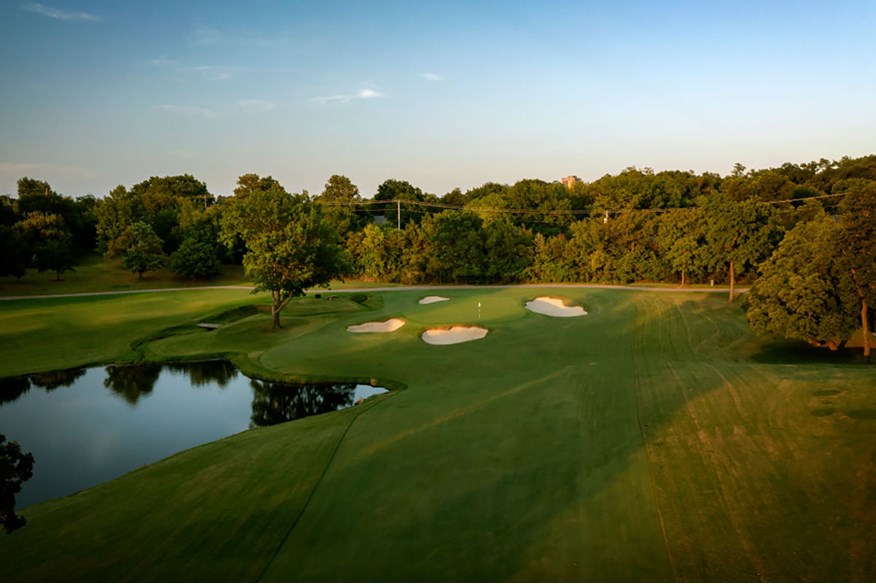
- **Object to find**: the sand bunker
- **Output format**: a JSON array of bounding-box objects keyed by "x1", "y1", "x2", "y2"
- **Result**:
[
  {"x1": 525, "y1": 297, "x2": 587, "y2": 318},
  {"x1": 347, "y1": 318, "x2": 406, "y2": 333},
  {"x1": 421, "y1": 326, "x2": 488, "y2": 345},
  {"x1": 419, "y1": 295, "x2": 450, "y2": 305}
]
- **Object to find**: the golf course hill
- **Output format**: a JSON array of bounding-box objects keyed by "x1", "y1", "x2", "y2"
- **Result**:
[{"x1": 0, "y1": 285, "x2": 874, "y2": 582}]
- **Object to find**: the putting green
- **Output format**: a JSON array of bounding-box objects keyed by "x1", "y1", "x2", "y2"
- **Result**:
[{"x1": 0, "y1": 287, "x2": 874, "y2": 581}]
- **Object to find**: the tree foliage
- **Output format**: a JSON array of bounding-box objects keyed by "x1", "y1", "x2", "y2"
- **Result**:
[
  {"x1": 657, "y1": 209, "x2": 709, "y2": 287},
  {"x1": 221, "y1": 175, "x2": 350, "y2": 329},
  {"x1": 704, "y1": 196, "x2": 782, "y2": 301},
  {"x1": 122, "y1": 221, "x2": 166, "y2": 279},
  {"x1": 171, "y1": 238, "x2": 221, "y2": 279},
  {"x1": 317, "y1": 174, "x2": 363, "y2": 235},
  {"x1": 745, "y1": 214, "x2": 857, "y2": 350},
  {"x1": 1, "y1": 433, "x2": 34, "y2": 534},
  {"x1": 14, "y1": 211, "x2": 78, "y2": 280},
  {"x1": 835, "y1": 182, "x2": 876, "y2": 359}
]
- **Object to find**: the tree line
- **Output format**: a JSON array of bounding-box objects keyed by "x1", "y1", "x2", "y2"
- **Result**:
[{"x1": 1, "y1": 155, "x2": 874, "y2": 355}]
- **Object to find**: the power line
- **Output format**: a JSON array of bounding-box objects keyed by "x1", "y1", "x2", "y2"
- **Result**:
[{"x1": 319, "y1": 191, "x2": 849, "y2": 219}]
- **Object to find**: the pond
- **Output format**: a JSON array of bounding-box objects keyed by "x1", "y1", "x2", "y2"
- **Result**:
[{"x1": 0, "y1": 362, "x2": 388, "y2": 508}]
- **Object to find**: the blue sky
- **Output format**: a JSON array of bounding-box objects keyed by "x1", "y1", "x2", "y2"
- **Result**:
[{"x1": 1, "y1": 1, "x2": 875, "y2": 198}]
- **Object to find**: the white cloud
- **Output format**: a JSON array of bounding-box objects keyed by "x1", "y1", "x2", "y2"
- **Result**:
[
  {"x1": 236, "y1": 99, "x2": 275, "y2": 113},
  {"x1": 312, "y1": 88, "x2": 385, "y2": 104},
  {"x1": 421, "y1": 72, "x2": 444, "y2": 82},
  {"x1": 356, "y1": 88, "x2": 383, "y2": 99},
  {"x1": 189, "y1": 25, "x2": 289, "y2": 47},
  {"x1": 21, "y1": 2, "x2": 101, "y2": 21},
  {"x1": 189, "y1": 65, "x2": 233, "y2": 81},
  {"x1": 155, "y1": 104, "x2": 216, "y2": 117}
]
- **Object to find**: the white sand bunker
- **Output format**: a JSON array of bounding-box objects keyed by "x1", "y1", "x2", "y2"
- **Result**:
[
  {"x1": 419, "y1": 295, "x2": 450, "y2": 305},
  {"x1": 347, "y1": 318, "x2": 406, "y2": 333},
  {"x1": 525, "y1": 297, "x2": 587, "y2": 318},
  {"x1": 421, "y1": 326, "x2": 488, "y2": 345}
]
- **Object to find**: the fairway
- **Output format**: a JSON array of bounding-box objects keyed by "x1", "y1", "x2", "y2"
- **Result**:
[{"x1": 0, "y1": 287, "x2": 874, "y2": 581}]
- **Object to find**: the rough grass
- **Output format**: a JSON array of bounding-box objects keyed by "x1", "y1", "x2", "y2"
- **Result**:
[
  {"x1": 0, "y1": 288, "x2": 874, "y2": 581},
  {"x1": 0, "y1": 254, "x2": 251, "y2": 296},
  {"x1": 0, "y1": 255, "x2": 400, "y2": 298}
]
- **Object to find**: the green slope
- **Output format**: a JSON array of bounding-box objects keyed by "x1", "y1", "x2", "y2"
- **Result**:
[{"x1": 0, "y1": 288, "x2": 873, "y2": 581}]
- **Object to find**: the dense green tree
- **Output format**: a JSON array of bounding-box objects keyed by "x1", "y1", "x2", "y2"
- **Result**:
[
  {"x1": 317, "y1": 175, "x2": 363, "y2": 235},
  {"x1": 399, "y1": 222, "x2": 430, "y2": 284},
  {"x1": 505, "y1": 179, "x2": 573, "y2": 235},
  {"x1": 442, "y1": 187, "x2": 465, "y2": 207},
  {"x1": 34, "y1": 238, "x2": 76, "y2": 281},
  {"x1": 122, "y1": 221, "x2": 166, "y2": 279},
  {"x1": 704, "y1": 196, "x2": 782, "y2": 301},
  {"x1": 423, "y1": 210, "x2": 485, "y2": 283},
  {"x1": 0, "y1": 226, "x2": 28, "y2": 280},
  {"x1": 586, "y1": 167, "x2": 704, "y2": 211},
  {"x1": 527, "y1": 233, "x2": 575, "y2": 283},
  {"x1": 14, "y1": 211, "x2": 78, "y2": 280},
  {"x1": 0, "y1": 196, "x2": 18, "y2": 227},
  {"x1": 16, "y1": 179, "x2": 97, "y2": 253},
  {"x1": 657, "y1": 209, "x2": 709, "y2": 287},
  {"x1": 171, "y1": 238, "x2": 221, "y2": 279},
  {"x1": 1, "y1": 433, "x2": 34, "y2": 533},
  {"x1": 350, "y1": 223, "x2": 387, "y2": 281},
  {"x1": 15, "y1": 211, "x2": 67, "y2": 250},
  {"x1": 170, "y1": 209, "x2": 223, "y2": 279},
  {"x1": 721, "y1": 169, "x2": 795, "y2": 202},
  {"x1": 16, "y1": 177, "x2": 60, "y2": 214},
  {"x1": 95, "y1": 185, "x2": 146, "y2": 257},
  {"x1": 745, "y1": 214, "x2": 857, "y2": 350},
  {"x1": 220, "y1": 176, "x2": 350, "y2": 329},
  {"x1": 463, "y1": 182, "x2": 509, "y2": 205},
  {"x1": 836, "y1": 183, "x2": 876, "y2": 360},
  {"x1": 373, "y1": 179, "x2": 426, "y2": 227},
  {"x1": 131, "y1": 175, "x2": 211, "y2": 253},
  {"x1": 233, "y1": 174, "x2": 284, "y2": 199},
  {"x1": 483, "y1": 218, "x2": 533, "y2": 283},
  {"x1": 465, "y1": 190, "x2": 511, "y2": 224}
]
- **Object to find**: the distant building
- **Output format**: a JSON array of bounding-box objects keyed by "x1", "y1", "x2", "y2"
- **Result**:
[{"x1": 561, "y1": 175, "x2": 582, "y2": 189}]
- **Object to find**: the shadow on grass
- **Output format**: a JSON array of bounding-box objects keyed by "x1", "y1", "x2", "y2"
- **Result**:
[{"x1": 750, "y1": 341, "x2": 868, "y2": 365}]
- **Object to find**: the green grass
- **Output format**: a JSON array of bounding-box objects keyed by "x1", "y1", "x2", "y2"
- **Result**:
[
  {"x1": 0, "y1": 254, "x2": 251, "y2": 297},
  {"x1": 0, "y1": 254, "x2": 400, "y2": 297},
  {"x1": 0, "y1": 287, "x2": 874, "y2": 581}
]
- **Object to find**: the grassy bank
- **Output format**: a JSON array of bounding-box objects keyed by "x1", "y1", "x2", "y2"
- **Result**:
[{"x1": 0, "y1": 287, "x2": 874, "y2": 581}]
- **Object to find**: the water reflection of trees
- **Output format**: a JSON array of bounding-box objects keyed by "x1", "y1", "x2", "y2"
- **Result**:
[
  {"x1": 250, "y1": 381, "x2": 357, "y2": 428},
  {"x1": 167, "y1": 361, "x2": 238, "y2": 388},
  {"x1": 0, "y1": 368, "x2": 87, "y2": 404},
  {"x1": 29, "y1": 368, "x2": 86, "y2": 391},
  {"x1": 0, "y1": 376, "x2": 31, "y2": 405},
  {"x1": 104, "y1": 364, "x2": 162, "y2": 405}
]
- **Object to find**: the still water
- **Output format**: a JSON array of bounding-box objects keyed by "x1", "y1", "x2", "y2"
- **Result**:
[{"x1": 0, "y1": 362, "x2": 387, "y2": 508}]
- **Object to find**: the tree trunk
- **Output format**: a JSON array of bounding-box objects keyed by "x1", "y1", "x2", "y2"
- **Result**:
[
  {"x1": 863, "y1": 298, "x2": 871, "y2": 362},
  {"x1": 680, "y1": 269, "x2": 686, "y2": 288},
  {"x1": 55, "y1": 270, "x2": 61, "y2": 281},
  {"x1": 271, "y1": 299, "x2": 283, "y2": 330},
  {"x1": 728, "y1": 259, "x2": 735, "y2": 302},
  {"x1": 271, "y1": 290, "x2": 283, "y2": 330}
]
